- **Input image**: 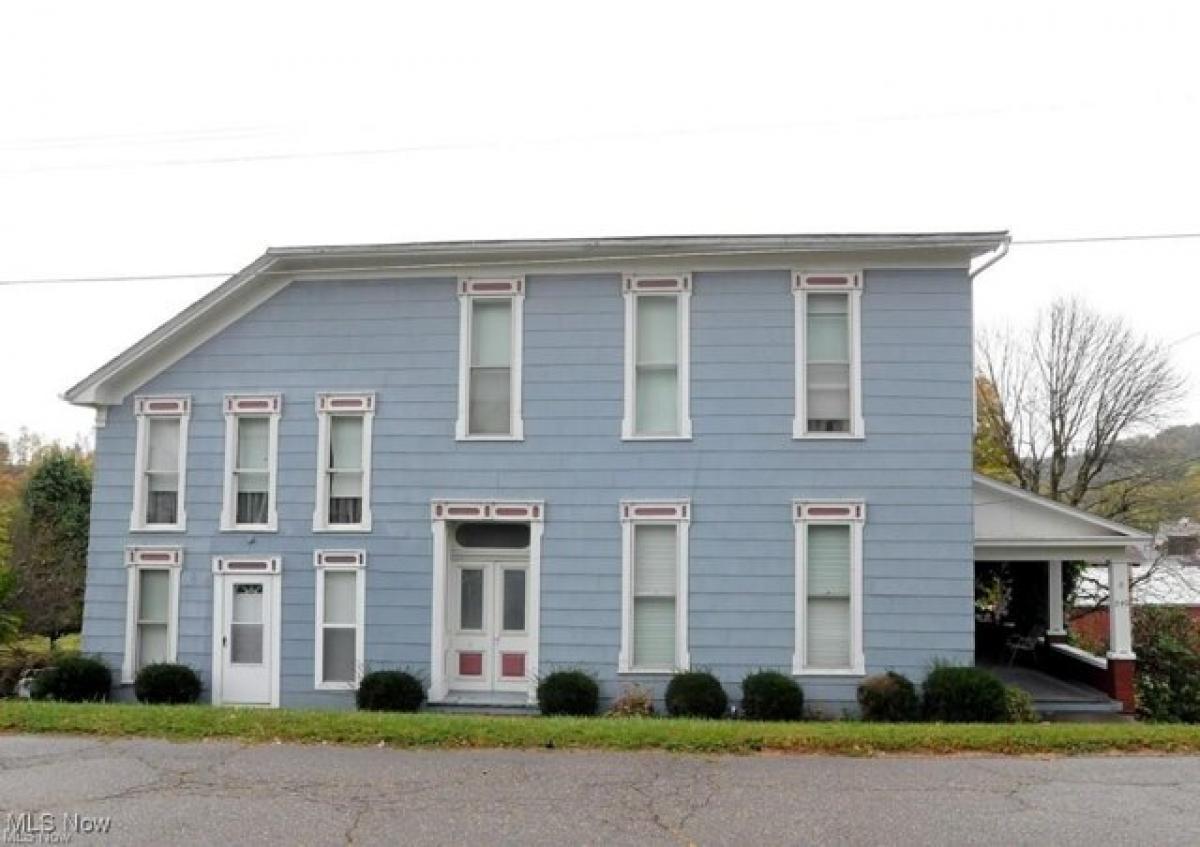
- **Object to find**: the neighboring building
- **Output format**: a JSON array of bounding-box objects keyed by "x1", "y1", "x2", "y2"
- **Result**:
[
  {"x1": 1073, "y1": 518, "x2": 1200, "y2": 646},
  {"x1": 63, "y1": 233, "x2": 1150, "y2": 713}
]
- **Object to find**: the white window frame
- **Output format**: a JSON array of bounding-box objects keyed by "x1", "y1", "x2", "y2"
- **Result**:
[
  {"x1": 220, "y1": 394, "x2": 282, "y2": 532},
  {"x1": 313, "y1": 550, "x2": 367, "y2": 690},
  {"x1": 130, "y1": 395, "x2": 190, "y2": 532},
  {"x1": 313, "y1": 393, "x2": 375, "y2": 532},
  {"x1": 793, "y1": 500, "x2": 866, "y2": 676},
  {"x1": 793, "y1": 271, "x2": 864, "y2": 440},
  {"x1": 121, "y1": 547, "x2": 182, "y2": 684},
  {"x1": 455, "y1": 277, "x2": 525, "y2": 441},
  {"x1": 619, "y1": 500, "x2": 690, "y2": 673},
  {"x1": 622, "y1": 274, "x2": 693, "y2": 440}
]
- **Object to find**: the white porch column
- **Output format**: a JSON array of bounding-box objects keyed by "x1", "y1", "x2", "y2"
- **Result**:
[
  {"x1": 1046, "y1": 560, "x2": 1066, "y2": 638},
  {"x1": 1107, "y1": 560, "x2": 1135, "y2": 659}
]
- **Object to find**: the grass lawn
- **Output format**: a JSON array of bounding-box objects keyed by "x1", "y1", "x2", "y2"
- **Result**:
[{"x1": 2, "y1": 700, "x2": 1199, "y2": 755}]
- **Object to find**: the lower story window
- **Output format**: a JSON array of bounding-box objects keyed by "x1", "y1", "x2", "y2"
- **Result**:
[
  {"x1": 794, "y1": 501, "x2": 865, "y2": 675},
  {"x1": 123, "y1": 548, "x2": 181, "y2": 683},
  {"x1": 314, "y1": 551, "x2": 366, "y2": 688},
  {"x1": 620, "y1": 500, "x2": 690, "y2": 673}
]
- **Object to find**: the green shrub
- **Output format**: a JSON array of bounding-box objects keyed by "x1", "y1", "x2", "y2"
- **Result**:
[
  {"x1": 356, "y1": 670, "x2": 425, "y2": 712},
  {"x1": 857, "y1": 671, "x2": 920, "y2": 722},
  {"x1": 31, "y1": 655, "x2": 111, "y2": 702},
  {"x1": 606, "y1": 683, "x2": 655, "y2": 717},
  {"x1": 537, "y1": 670, "x2": 599, "y2": 716},
  {"x1": 1005, "y1": 685, "x2": 1038, "y2": 723},
  {"x1": 1133, "y1": 606, "x2": 1200, "y2": 723},
  {"x1": 921, "y1": 664, "x2": 1007, "y2": 723},
  {"x1": 740, "y1": 670, "x2": 803, "y2": 721},
  {"x1": 134, "y1": 663, "x2": 202, "y2": 704},
  {"x1": 665, "y1": 671, "x2": 728, "y2": 719}
]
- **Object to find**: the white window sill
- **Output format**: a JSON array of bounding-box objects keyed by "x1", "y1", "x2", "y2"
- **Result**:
[
  {"x1": 621, "y1": 435, "x2": 694, "y2": 442},
  {"x1": 456, "y1": 435, "x2": 525, "y2": 442},
  {"x1": 312, "y1": 524, "x2": 373, "y2": 534},
  {"x1": 792, "y1": 667, "x2": 866, "y2": 677},
  {"x1": 315, "y1": 681, "x2": 359, "y2": 692},
  {"x1": 792, "y1": 432, "x2": 866, "y2": 441},
  {"x1": 129, "y1": 525, "x2": 187, "y2": 533},
  {"x1": 220, "y1": 525, "x2": 278, "y2": 534}
]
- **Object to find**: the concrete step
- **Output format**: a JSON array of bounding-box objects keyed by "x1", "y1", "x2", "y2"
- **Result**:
[{"x1": 426, "y1": 691, "x2": 540, "y2": 716}]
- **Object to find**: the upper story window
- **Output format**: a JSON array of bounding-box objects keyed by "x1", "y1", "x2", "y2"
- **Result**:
[
  {"x1": 313, "y1": 393, "x2": 374, "y2": 532},
  {"x1": 622, "y1": 275, "x2": 692, "y2": 440},
  {"x1": 456, "y1": 278, "x2": 524, "y2": 440},
  {"x1": 131, "y1": 396, "x2": 190, "y2": 531},
  {"x1": 793, "y1": 272, "x2": 864, "y2": 439},
  {"x1": 221, "y1": 394, "x2": 281, "y2": 532},
  {"x1": 793, "y1": 500, "x2": 865, "y2": 675},
  {"x1": 619, "y1": 500, "x2": 690, "y2": 673},
  {"x1": 122, "y1": 547, "x2": 182, "y2": 683}
]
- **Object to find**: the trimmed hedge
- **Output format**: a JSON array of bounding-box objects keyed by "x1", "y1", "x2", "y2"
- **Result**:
[
  {"x1": 741, "y1": 671, "x2": 804, "y2": 721},
  {"x1": 134, "y1": 663, "x2": 202, "y2": 704},
  {"x1": 922, "y1": 665, "x2": 1007, "y2": 723},
  {"x1": 31, "y1": 655, "x2": 111, "y2": 703},
  {"x1": 537, "y1": 670, "x2": 599, "y2": 716},
  {"x1": 356, "y1": 671, "x2": 425, "y2": 712},
  {"x1": 665, "y1": 671, "x2": 728, "y2": 719},
  {"x1": 857, "y1": 672, "x2": 920, "y2": 722}
]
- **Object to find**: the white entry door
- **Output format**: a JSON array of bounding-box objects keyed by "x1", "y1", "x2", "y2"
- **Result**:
[
  {"x1": 448, "y1": 561, "x2": 530, "y2": 694},
  {"x1": 215, "y1": 574, "x2": 277, "y2": 705}
]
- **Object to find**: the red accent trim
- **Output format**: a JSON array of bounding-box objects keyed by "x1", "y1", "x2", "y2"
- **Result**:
[
  {"x1": 633, "y1": 506, "x2": 679, "y2": 517},
  {"x1": 634, "y1": 278, "x2": 680, "y2": 289},
  {"x1": 806, "y1": 275, "x2": 853, "y2": 287},
  {"x1": 435, "y1": 504, "x2": 444, "y2": 517},
  {"x1": 494, "y1": 506, "x2": 529, "y2": 518},
  {"x1": 458, "y1": 652, "x2": 483, "y2": 676},
  {"x1": 532, "y1": 505, "x2": 540, "y2": 518},
  {"x1": 471, "y1": 281, "x2": 516, "y2": 293},
  {"x1": 320, "y1": 554, "x2": 360, "y2": 565},
  {"x1": 329, "y1": 398, "x2": 364, "y2": 408},
  {"x1": 501, "y1": 653, "x2": 525, "y2": 678},
  {"x1": 807, "y1": 506, "x2": 853, "y2": 517},
  {"x1": 447, "y1": 506, "x2": 482, "y2": 517},
  {"x1": 139, "y1": 552, "x2": 173, "y2": 562},
  {"x1": 146, "y1": 401, "x2": 182, "y2": 412}
]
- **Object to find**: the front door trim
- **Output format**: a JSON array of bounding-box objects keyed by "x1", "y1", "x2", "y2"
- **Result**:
[
  {"x1": 430, "y1": 500, "x2": 543, "y2": 704},
  {"x1": 211, "y1": 555, "x2": 282, "y2": 707}
]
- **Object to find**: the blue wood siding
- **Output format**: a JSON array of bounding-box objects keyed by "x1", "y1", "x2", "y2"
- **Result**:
[{"x1": 81, "y1": 267, "x2": 974, "y2": 711}]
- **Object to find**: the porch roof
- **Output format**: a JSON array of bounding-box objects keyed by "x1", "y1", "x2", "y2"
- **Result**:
[{"x1": 973, "y1": 474, "x2": 1152, "y2": 563}]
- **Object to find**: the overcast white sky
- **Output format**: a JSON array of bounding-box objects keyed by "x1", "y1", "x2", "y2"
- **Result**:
[{"x1": 1, "y1": 1, "x2": 1198, "y2": 445}]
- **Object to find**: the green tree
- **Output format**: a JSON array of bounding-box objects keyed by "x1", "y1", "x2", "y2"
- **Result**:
[{"x1": 8, "y1": 447, "x2": 92, "y2": 647}]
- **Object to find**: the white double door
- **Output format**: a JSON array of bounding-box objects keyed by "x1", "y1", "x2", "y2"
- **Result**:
[
  {"x1": 214, "y1": 574, "x2": 277, "y2": 705},
  {"x1": 448, "y1": 559, "x2": 531, "y2": 693}
]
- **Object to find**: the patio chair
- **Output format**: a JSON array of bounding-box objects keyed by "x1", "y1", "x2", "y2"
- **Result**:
[{"x1": 1005, "y1": 624, "x2": 1046, "y2": 666}]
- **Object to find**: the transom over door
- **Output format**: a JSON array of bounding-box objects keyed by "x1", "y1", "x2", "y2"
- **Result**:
[{"x1": 448, "y1": 561, "x2": 530, "y2": 693}]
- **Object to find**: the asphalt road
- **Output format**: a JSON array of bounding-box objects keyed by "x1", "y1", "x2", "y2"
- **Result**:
[{"x1": 2, "y1": 736, "x2": 1199, "y2": 845}]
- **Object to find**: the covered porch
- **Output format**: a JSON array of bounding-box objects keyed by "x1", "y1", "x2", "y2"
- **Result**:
[{"x1": 973, "y1": 474, "x2": 1152, "y2": 715}]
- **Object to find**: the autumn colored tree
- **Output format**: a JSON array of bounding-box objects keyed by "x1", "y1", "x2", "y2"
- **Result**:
[{"x1": 976, "y1": 297, "x2": 1186, "y2": 522}]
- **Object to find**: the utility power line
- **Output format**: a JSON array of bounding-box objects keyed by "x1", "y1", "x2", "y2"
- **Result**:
[{"x1": 3, "y1": 231, "x2": 1200, "y2": 287}]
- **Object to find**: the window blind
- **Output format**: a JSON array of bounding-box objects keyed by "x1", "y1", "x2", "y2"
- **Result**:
[
  {"x1": 633, "y1": 524, "x2": 677, "y2": 668},
  {"x1": 469, "y1": 299, "x2": 513, "y2": 434},
  {"x1": 635, "y1": 296, "x2": 679, "y2": 435},
  {"x1": 806, "y1": 293, "x2": 851, "y2": 433},
  {"x1": 806, "y1": 523, "x2": 851, "y2": 669}
]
